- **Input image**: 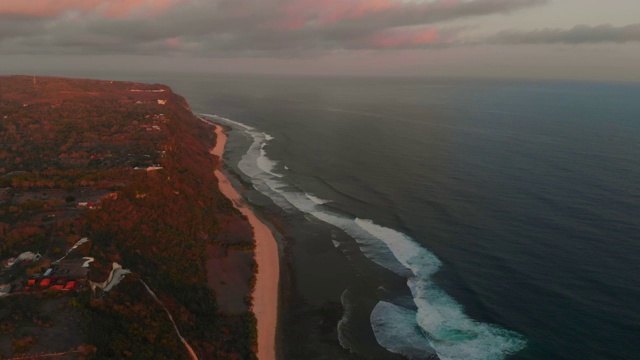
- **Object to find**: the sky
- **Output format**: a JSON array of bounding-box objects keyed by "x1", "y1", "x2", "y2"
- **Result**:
[{"x1": 1, "y1": 0, "x2": 639, "y2": 81}]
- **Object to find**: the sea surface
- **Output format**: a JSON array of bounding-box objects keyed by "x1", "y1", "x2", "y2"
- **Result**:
[{"x1": 71, "y1": 72, "x2": 640, "y2": 359}]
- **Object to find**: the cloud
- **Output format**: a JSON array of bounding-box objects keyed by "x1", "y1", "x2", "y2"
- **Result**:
[
  {"x1": 0, "y1": 0, "x2": 186, "y2": 19},
  {"x1": 489, "y1": 23, "x2": 640, "y2": 45},
  {"x1": 272, "y1": 0, "x2": 549, "y2": 29},
  {"x1": 0, "y1": 0, "x2": 550, "y2": 56}
]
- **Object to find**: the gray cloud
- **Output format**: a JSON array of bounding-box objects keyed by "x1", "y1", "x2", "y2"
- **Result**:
[
  {"x1": 489, "y1": 24, "x2": 640, "y2": 44},
  {"x1": 0, "y1": 0, "x2": 549, "y2": 56}
]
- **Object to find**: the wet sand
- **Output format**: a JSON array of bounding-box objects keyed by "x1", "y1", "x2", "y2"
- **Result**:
[{"x1": 209, "y1": 121, "x2": 279, "y2": 360}]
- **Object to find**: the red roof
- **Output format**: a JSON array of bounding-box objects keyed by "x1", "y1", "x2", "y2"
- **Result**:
[
  {"x1": 50, "y1": 285, "x2": 64, "y2": 291},
  {"x1": 27, "y1": 279, "x2": 36, "y2": 285},
  {"x1": 64, "y1": 281, "x2": 77, "y2": 290},
  {"x1": 40, "y1": 278, "x2": 51, "y2": 287}
]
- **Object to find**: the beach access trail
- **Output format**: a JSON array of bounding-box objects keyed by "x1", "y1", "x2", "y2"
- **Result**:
[{"x1": 208, "y1": 121, "x2": 279, "y2": 360}]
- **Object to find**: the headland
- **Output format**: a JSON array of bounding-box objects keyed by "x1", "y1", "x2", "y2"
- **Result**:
[{"x1": 0, "y1": 75, "x2": 264, "y2": 359}]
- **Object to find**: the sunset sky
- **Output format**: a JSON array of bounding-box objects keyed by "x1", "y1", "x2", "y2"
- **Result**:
[{"x1": 1, "y1": 0, "x2": 639, "y2": 80}]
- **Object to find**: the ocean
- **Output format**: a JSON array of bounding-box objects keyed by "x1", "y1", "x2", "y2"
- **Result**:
[{"x1": 78, "y1": 72, "x2": 640, "y2": 359}]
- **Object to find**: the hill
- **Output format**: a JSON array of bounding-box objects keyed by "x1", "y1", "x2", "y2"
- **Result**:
[{"x1": 0, "y1": 76, "x2": 257, "y2": 359}]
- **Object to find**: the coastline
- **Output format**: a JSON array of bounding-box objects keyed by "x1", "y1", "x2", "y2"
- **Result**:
[
  {"x1": 209, "y1": 121, "x2": 280, "y2": 360},
  {"x1": 199, "y1": 115, "x2": 409, "y2": 360}
]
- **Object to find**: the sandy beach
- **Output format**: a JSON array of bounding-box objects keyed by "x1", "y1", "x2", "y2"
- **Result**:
[{"x1": 209, "y1": 122, "x2": 279, "y2": 360}]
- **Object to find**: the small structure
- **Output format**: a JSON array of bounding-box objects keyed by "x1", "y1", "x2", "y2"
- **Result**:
[
  {"x1": 43, "y1": 268, "x2": 53, "y2": 277},
  {"x1": 55, "y1": 258, "x2": 90, "y2": 279},
  {"x1": 90, "y1": 262, "x2": 131, "y2": 293},
  {"x1": 40, "y1": 278, "x2": 51, "y2": 287},
  {"x1": 18, "y1": 251, "x2": 41, "y2": 262},
  {"x1": 64, "y1": 281, "x2": 77, "y2": 290},
  {"x1": 50, "y1": 285, "x2": 64, "y2": 291},
  {"x1": 54, "y1": 237, "x2": 91, "y2": 264},
  {"x1": 82, "y1": 257, "x2": 95, "y2": 268},
  {"x1": 4, "y1": 251, "x2": 41, "y2": 268}
]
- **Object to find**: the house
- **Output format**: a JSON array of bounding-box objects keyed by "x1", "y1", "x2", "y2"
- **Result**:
[
  {"x1": 40, "y1": 278, "x2": 51, "y2": 287},
  {"x1": 17, "y1": 252, "x2": 41, "y2": 262},
  {"x1": 55, "y1": 258, "x2": 89, "y2": 279},
  {"x1": 4, "y1": 251, "x2": 41, "y2": 268},
  {"x1": 50, "y1": 285, "x2": 64, "y2": 291},
  {"x1": 64, "y1": 281, "x2": 77, "y2": 290},
  {"x1": 27, "y1": 279, "x2": 36, "y2": 286},
  {"x1": 157, "y1": 99, "x2": 167, "y2": 105}
]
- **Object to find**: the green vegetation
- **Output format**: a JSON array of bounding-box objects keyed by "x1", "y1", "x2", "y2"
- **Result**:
[{"x1": 0, "y1": 76, "x2": 257, "y2": 359}]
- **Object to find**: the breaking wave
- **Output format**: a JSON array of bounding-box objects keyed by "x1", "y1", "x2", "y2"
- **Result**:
[
  {"x1": 204, "y1": 114, "x2": 526, "y2": 360},
  {"x1": 305, "y1": 193, "x2": 330, "y2": 205}
]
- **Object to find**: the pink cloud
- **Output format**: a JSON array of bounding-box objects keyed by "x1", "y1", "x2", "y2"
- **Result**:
[
  {"x1": 365, "y1": 27, "x2": 452, "y2": 49},
  {"x1": 273, "y1": 0, "x2": 477, "y2": 30},
  {"x1": 269, "y1": 0, "x2": 542, "y2": 33},
  {"x1": 0, "y1": 0, "x2": 186, "y2": 19},
  {"x1": 274, "y1": 0, "x2": 400, "y2": 29},
  {"x1": 312, "y1": 0, "x2": 400, "y2": 24},
  {"x1": 166, "y1": 37, "x2": 181, "y2": 49}
]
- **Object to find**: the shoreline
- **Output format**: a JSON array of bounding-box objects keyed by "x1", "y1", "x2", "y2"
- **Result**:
[
  {"x1": 199, "y1": 116, "x2": 400, "y2": 360},
  {"x1": 208, "y1": 121, "x2": 280, "y2": 360}
]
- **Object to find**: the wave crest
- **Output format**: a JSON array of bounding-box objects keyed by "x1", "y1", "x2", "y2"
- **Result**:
[{"x1": 210, "y1": 115, "x2": 526, "y2": 360}]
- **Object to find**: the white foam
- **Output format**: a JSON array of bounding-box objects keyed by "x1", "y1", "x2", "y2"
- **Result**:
[
  {"x1": 201, "y1": 113, "x2": 254, "y2": 130},
  {"x1": 212, "y1": 115, "x2": 282, "y2": 179},
  {"x1": 357, "y1": 218, "x2": 526, "y2": 360},
  {"x1": 356, "y1": 218, "x2": 442, "y2": 277},
  {"x1": 410, "y1": 276, "x2": 526, "y2": 360},
  {"x1": 337, "y1": 289, "x2": 356, "y2": 352},
  {"x1": 313, "y1": 212, "x2": 411, "y2": 276},
  {"x1": 371, "y1": 301, "x2": 438, "y2": 360},
  {"x1": 258, "y1": 147, "x2": 283, "y2": 178},
  {"x1": 214, "y1": 115, "x2": 526, "y2": 360},
  {"x1": 305, "y1": 193, "x2": 330, "y2": 205}
]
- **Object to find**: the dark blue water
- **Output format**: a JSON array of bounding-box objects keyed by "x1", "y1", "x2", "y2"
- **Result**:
[
  {"x1": 84, "y1": 73, "x2": 640, "y2": 359},
  {"x1": 179, "y1": 76, "x2": 640, "y2": 360}
]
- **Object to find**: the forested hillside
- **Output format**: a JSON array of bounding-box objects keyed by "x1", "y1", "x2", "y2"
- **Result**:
[{"x1": 0, "y1": 76, "x2": 256, "y2": 359}]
